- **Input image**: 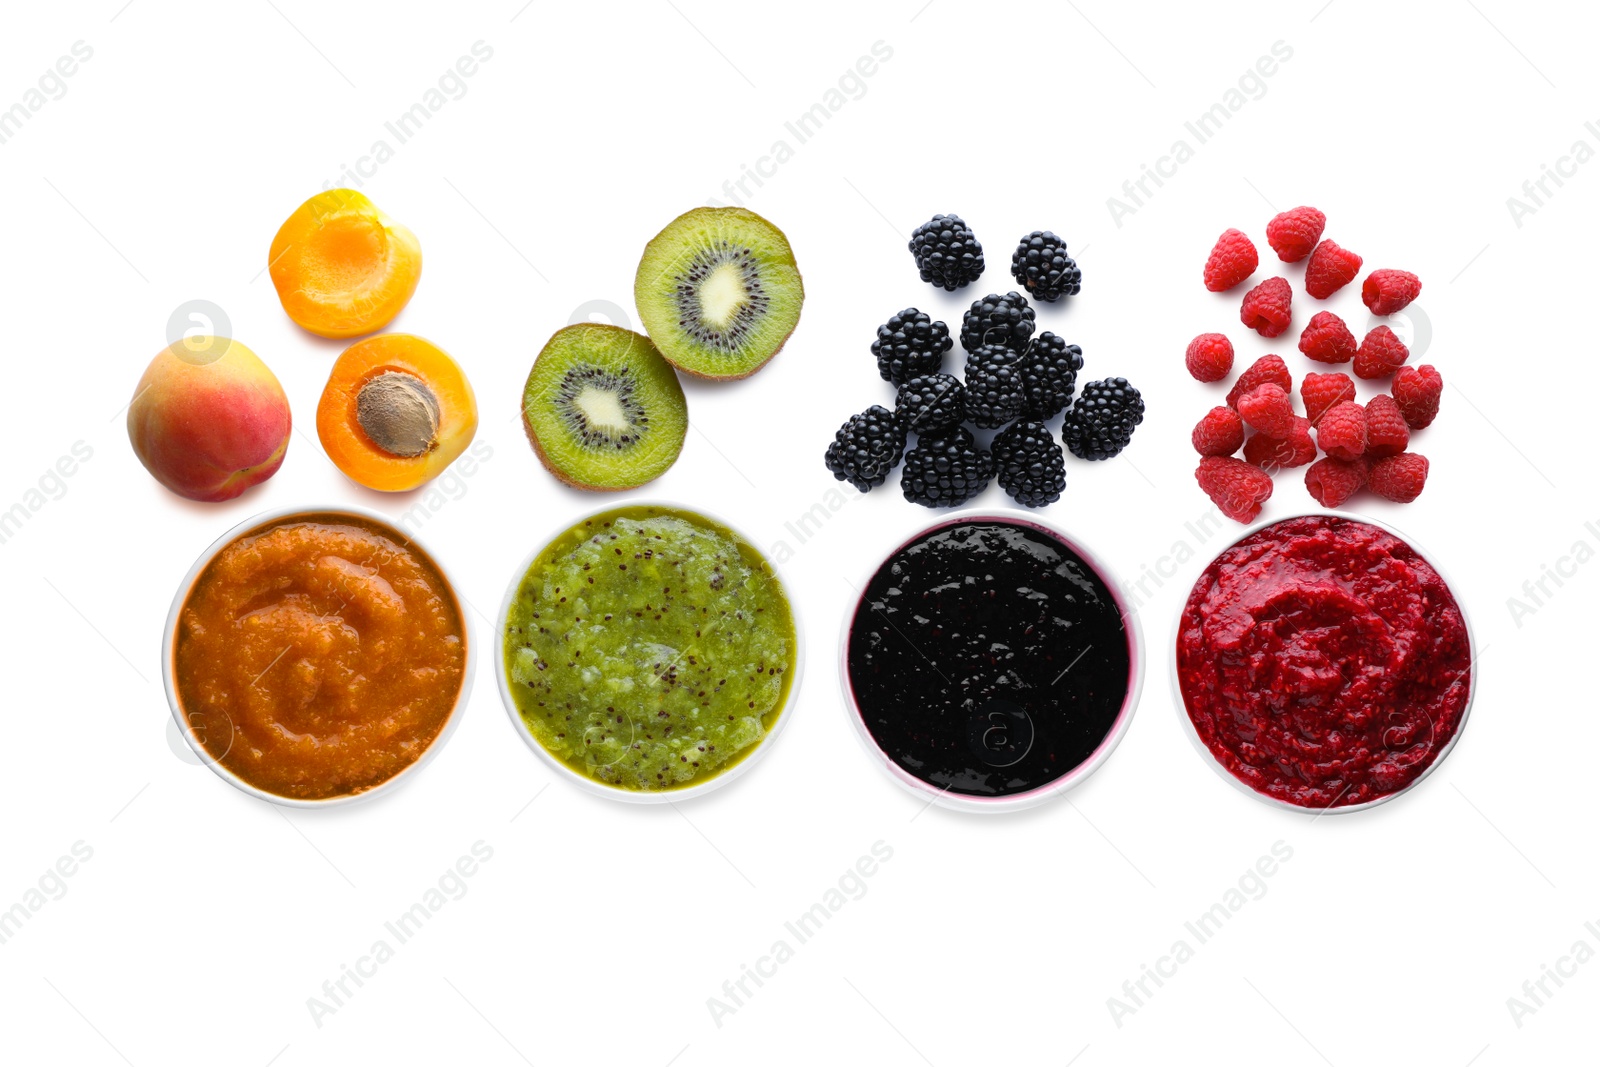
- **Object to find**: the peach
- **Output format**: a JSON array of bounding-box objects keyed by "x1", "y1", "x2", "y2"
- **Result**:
[
  {"x1": 127, "y1": 338, "x2": 291, "y2": 502},
  {"x1": 269, "y1": 189, "x2": 422, "y2": 338}
]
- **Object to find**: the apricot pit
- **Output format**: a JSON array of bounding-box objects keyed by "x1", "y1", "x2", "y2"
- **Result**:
[{"x1": 357, "y1": 372, "x2": 440, "y2": 457}]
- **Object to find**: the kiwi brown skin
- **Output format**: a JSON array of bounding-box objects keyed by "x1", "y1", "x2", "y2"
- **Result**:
[
  {"x1": 520, "y1": 323, "x2": 687, "y2": 491},
  {"x1": 634, "y1": 206, "x2": 804, "y2": 381}
]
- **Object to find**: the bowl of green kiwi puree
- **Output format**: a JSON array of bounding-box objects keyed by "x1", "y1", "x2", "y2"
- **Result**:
[{"x1": 500, "y1": 504, "x2": 799, "y2": 799}]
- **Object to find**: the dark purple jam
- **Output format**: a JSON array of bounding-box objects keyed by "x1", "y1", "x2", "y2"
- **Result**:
[{"x1": 847, "y1": 520, "x2": 1132, "y2": 797}]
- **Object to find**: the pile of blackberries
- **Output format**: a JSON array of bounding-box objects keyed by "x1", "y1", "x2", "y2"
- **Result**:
[{"x1": 825, "y1": 217, "x2": 1142, "y2": 508}]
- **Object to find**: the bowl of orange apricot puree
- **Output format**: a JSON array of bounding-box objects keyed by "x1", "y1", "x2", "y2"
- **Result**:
[{"x1": 162, "y1": 505, "x2": 473, "y2": 805}]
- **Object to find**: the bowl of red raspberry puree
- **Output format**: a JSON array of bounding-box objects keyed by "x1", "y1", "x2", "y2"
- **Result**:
[{"x1": 1173, "y1": 512, "x2": 1474, "y2": 813}]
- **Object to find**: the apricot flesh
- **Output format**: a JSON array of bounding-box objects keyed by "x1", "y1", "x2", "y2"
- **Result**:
[
  {"x1": 317, "y1": 334, "x2": 477, "y2": 492},
  {"x1": 269, "y1": 189, "x2": 421, "y2": 339},
  {"x1": 127, "y1": 338, "x2": 292, "y2": 502}
]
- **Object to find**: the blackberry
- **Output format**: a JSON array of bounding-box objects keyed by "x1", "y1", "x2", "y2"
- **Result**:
[
  {"x1": 960, "y1": 291, "x2": 1035, "y2": 353},
  {"x1": 1017, "y1": 332, "x2": 1084, "y2": 418},
  {"x1": 824, "y1": 405, "x2": 907, "y2": 492},
  {"x1": 992, "y1": 420, "x2": 1066, "y2": 508},
  {"x1": 1062, "y1": 378, "x2": 1145, "y2": 461},
  {"x1": 1010, "y1": 231, "x2": 1081, "y2": 303},
  {"x1": 901, "y1": 426, "x2": 994, "y2": 508},
  {"x1": 895, "y1": 373, "x2": 965, "y2": 435},
  {"x1": 962, "y1": 344, "x2": 1027, "y2": 429},
  {"x1": 872, "y1": 308, "x2": 952, "y2": 385},
  {"x1": 908, "y1": 213, "x2": 984, "y2": 291}
]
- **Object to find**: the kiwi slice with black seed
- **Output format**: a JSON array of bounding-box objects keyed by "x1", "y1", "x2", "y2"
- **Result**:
[
  {"x1": 522, "y1": 323, "x2": 687, "y2": 490},
  {"x1": 634, "y1": 206, "x2": 804, "y2": 380}
]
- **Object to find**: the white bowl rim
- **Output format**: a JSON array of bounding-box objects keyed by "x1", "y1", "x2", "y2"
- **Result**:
[
  {"x1": 1166, "y1": 508, "x2": 1479, "y2": 816},
  {"x1": 492, "y1": 498, "x2": 806, "y2": 805},
  {"x1": 162, "y1": 502, "x2": 477, "y2": 809},
  {"x1": 836, "y1": 506, "x2": 1146, "y2": 815}
]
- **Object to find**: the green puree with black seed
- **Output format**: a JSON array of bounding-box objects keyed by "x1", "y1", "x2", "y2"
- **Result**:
[{"x1": 504, "y1": 506, "x2": 796, "y2": 791}]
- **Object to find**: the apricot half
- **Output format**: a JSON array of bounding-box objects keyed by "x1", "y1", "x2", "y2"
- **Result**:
[
  {"x1": 269, "y1": 189, "x2": 421, "y2": 338},
  {"x1": 317, "y1": 334, "x2": 477, "y2": 492},
  {"x1": 127, "y1": 337, "x2": 291, "y2": 502}
]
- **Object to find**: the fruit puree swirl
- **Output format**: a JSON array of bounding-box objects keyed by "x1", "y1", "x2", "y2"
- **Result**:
[
  {"x1": 175, "y1": 518, "x2": 464, "y2": 800},
  {"x1": 1176, "y1": 516, "x2": 1471, "y2": 809}
]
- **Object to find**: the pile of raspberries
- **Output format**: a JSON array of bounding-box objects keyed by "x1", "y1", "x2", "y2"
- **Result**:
[{"x1": 1188, "y1": 205, "x2": 1439, "y2": 523}]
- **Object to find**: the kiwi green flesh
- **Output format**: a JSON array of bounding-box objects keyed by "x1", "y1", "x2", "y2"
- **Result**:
[
  {"x1": 635, "y1": 206, "x2": 803, "y2": 380},
  {"x1": 522, "y1": 323, "x2": 688, "y2": 490}
]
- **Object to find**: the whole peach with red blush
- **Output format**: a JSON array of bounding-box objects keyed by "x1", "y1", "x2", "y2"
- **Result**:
[{"x1": 127, "y1": 337, "x2": 291, "y2": 502}]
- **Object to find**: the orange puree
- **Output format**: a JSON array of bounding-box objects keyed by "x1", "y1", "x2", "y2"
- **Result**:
[{"x1": 174, "y1": 513, "x2": 465, "y2": 800}]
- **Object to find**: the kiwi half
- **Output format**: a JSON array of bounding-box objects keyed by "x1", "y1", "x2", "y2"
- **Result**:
[
  {"x1": 634, "y1": 207, "x2": 804, "y2": 380},
  {"x1": 522, "y1": 323, "x2": 688, "y2": 490}
]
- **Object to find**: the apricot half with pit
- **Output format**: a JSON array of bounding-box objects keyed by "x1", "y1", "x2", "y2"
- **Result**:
[
  {"x1": 317, "y1": 334, "x2": 477, "y2": 492},
  {"x1": 269, "y1": 189, "x2": 422, "y2": 338},
  {"x1": 127, "y1": 337, "x2": 292, "y2": 502}
]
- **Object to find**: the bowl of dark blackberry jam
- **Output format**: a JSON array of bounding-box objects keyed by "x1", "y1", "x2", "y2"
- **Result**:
[{"x1": 840, "y1": 511, "x2": 1143, "y2": 813}]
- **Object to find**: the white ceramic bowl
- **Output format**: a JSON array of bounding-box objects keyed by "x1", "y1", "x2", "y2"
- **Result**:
[
  {"x1": 1168, "y1": 509, "x2": 1477, "y2": 815},
  {"x1": 838, "y1": 507, "x2": 1145, "y2": 814},
  {"x1": 493, "y1": 500, "x2": 804, "y2": 804},
  {"x1": 162, "y1": 504, "x2": 476, "y2": 808}
]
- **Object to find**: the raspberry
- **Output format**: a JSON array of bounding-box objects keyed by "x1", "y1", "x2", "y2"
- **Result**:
[
  {"x1": 1244, "y1": 416, "x2": 1316, "y2": 470},
  {"x1": 1354, "y1": 324, "x2": 1410, "y2": 380},
  {"x1": 1369, "y1": 452, "x2": 1429, "y2": 503},
  {"x1": 1304, "y1": 456, "x2": 1369, "y2": 508},
  {"x1": 1364, "y1": 394, "x2": 1410, "y2": 458},
  {"x1": 1362, "y1": 269, "x2": 1422, "y2": 316},
  {"x1": 1236, "y1": 383, "x2": 1296, "y2": 438},
  {"x1": 1315, "y1": 400, "x2": 1367, "y2": 462},
  {"x1": 1265, "y1": 206, "x2": 1326, "y2": 262},
  {"x1": 1185, "y1": 332, "x2": 1234, "y2": 383},
  {"x1": 1305, "y1": 239, "x2": 1362, "y2": 299},
  {"x1": 1297, "y1": 310, "x2": 1356, "y2": 364},
  {"x1": 1301, "y1": 372, "x2": 1356, "y2": 426},
  {"x1": 1226, "y1": 354, "x2": 1292, "y2": 408},
  {"x1": 1192, "y1": 405, "x2": 1245, "y2": 457},
  {"x1": 1203, "y1": 228, "x2": 1259, "y2": 292},
  {"x1": 1240, "y1": 276, "x2": 1292, "y2": 338},
  {"x1": 1196, "y1": 456, "x2": 1274, "y2": 524},
  {"x1": 1392, "y1": 364, "x2": 1443, "y2": 429}
]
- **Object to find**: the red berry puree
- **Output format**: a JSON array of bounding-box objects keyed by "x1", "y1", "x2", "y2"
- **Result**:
[{"x1": 1176, "y1": 515, "x2": 1471, "y2": 809}]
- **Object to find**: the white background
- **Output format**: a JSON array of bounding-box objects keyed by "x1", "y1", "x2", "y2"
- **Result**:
[{"x1": 1, "y1": 1, "x2": 1595, "y2": 1063}]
